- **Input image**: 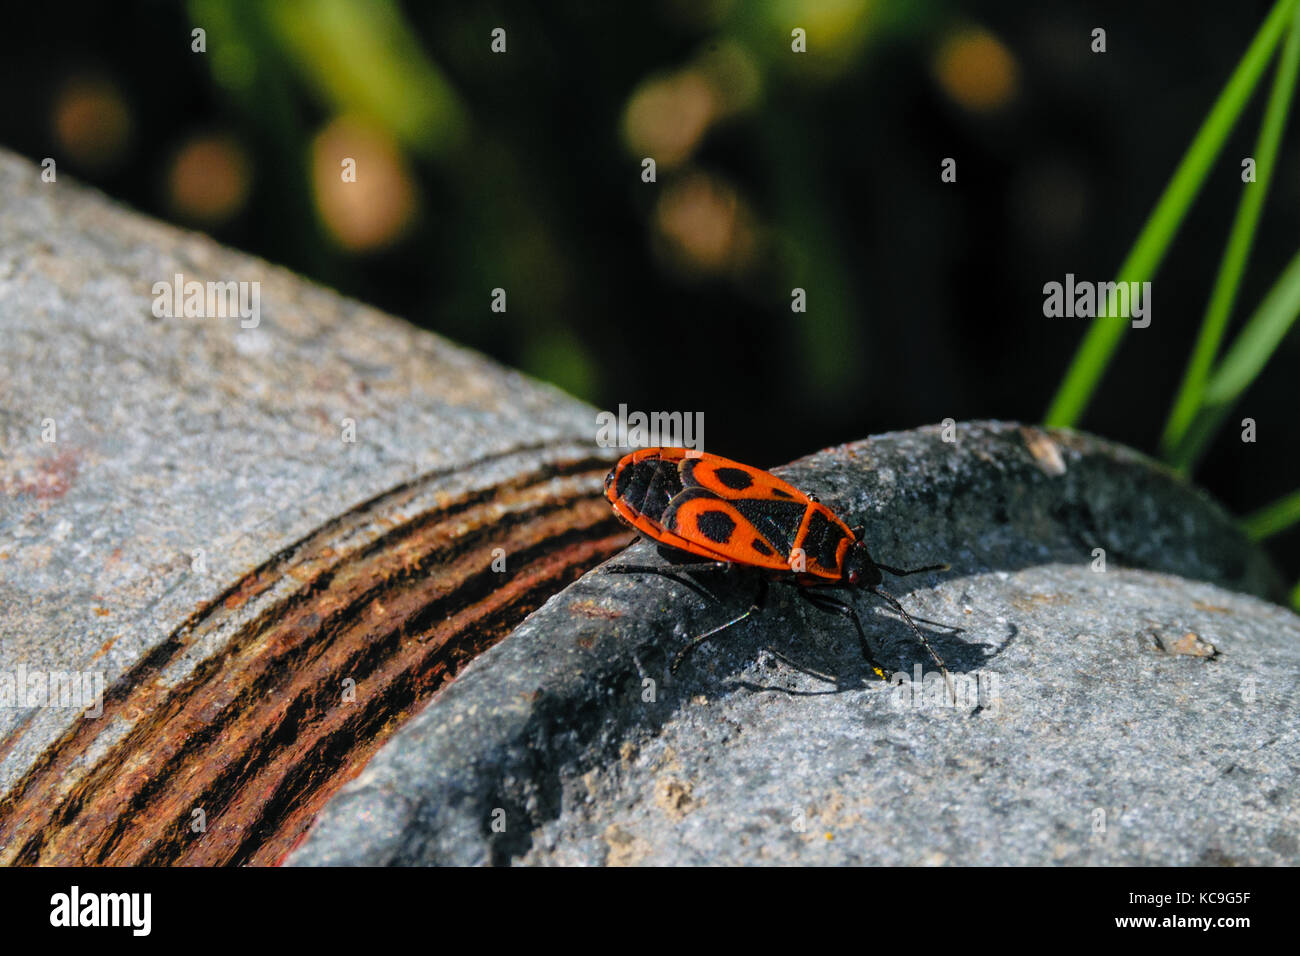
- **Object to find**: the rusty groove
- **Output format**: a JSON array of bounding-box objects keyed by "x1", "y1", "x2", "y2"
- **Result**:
[
  {"x1": 3, "y1": 487, "x2": 576, "y2": 858},
  {"x1": 220, "y1": 531, "x2": 626, "y2": 867},
  {"x1": 5, "y1": 495, "x2": 618, "y2": 862},
  {"x1": 81, "y1": 509, "x2": 617, "y2": 866},
  {"x1": 0, "y1": 454, "x2": 630, "y2": 865},
  {"x1": 6, "y1": 503, "x2": 625, "y2": 864},
  {"x1": 0, "y1": 449, "x2": 602, "y2": 773},
  {"x1": 0, "y1": 453, "x2": 607, "y2": 831}
]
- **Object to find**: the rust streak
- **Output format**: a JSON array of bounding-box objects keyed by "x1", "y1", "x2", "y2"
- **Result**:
[{"x1": 0, "y1": 455, "x2": 632, "y2": 866}]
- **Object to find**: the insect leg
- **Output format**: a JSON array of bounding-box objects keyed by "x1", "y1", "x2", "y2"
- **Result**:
[
  {"x1": 800, "y1": 590, "x2": 888, "y2": 682},
  {"x1": 875, "y1": 561, "x2": 951, "y2": 577},
  {"x1": 671, "y1": 577, "x2": 768, "y2": 674},
  {"x1": 870, "y1": 586, "x2": 956, "y2": 703}
]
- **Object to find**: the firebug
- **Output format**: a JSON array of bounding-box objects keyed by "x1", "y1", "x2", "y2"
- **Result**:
[{"x1": 604, "y1": 447, "x2": 955, "y2": 698}]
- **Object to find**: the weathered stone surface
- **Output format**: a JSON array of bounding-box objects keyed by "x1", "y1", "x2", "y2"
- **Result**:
[
  {"x1": 0, "y1": 149, "x2": 626, "y2": 864},
  {"x1": 289, "y1": 421, "x2": 1297, "y2": 866}
]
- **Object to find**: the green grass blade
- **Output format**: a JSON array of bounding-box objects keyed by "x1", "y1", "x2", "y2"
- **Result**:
[
  {"x1": 1241, "y1": 488, "x2": 1300, "y2": 539},
  {"x1": 1206, "y1": 247, "x2": 1300, "y2": 400},
  {"x1": 1167, "y1": 245, "x2": 1300, "y2": 469},
  {"x1": 1292, "y1": 577, "x2": 1300, "y2": 611},
  {"x1": 1044, "y1": 0, "x2": 1298, "y2": 428},
  {"x1": 1161, "y1": 3, "x2": 1300, "y2": 458}
]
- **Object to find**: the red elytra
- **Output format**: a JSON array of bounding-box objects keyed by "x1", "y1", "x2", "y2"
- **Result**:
[{"x1": 604, "y1": 447, "x2": 955, "y2": 695}]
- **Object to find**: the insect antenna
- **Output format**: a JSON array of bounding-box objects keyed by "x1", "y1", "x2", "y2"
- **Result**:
[{"x1": 870, "y1": 585, "x2": 956, "y2": 704}]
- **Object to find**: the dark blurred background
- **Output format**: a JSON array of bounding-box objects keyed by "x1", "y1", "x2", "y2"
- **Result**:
[{"x1": 2, "y1": 0, "x2": 1297, "y2": 583}]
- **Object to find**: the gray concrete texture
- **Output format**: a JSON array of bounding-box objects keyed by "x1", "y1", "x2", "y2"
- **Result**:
[{"x1": 0, "y1": 148, "x2": 605, "y2": 813}]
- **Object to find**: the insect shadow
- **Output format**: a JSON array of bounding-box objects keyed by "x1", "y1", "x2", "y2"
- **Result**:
[{"x1": 607, "y1": 545, "x2": 972, "y2": 696}]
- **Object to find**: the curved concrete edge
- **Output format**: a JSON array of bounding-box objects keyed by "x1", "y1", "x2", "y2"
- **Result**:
[{"x1": 288, "y1": 421, "x2": 1294, "y2": 865}]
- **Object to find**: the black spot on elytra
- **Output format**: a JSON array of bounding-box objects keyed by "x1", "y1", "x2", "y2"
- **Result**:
[
  {"x1": 696, "y1": 509, "x2": 737, "y2": 544},
  {"x1": 751, "y1": 538, "x2": 774, "y2": 556},
  {"x1": 713, "y1": 466, "x2": 753, "y2": 491},
  {"x1": 771, "y1": 488, "x2": 794, "y2": 499}
]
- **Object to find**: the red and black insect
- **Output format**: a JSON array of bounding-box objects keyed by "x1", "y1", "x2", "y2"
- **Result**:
[{"x1": 604, "y1": 447, "x2": 955, "y2": 694}]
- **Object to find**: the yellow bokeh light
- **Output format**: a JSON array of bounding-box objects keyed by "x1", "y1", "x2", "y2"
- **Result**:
[
  {"x1": 652, "y1": 171, "x2": 757, "y2": 278},
  {"x1": 623, "y1": 71, "x2": 718, "y2": 169},
  {"x1": 51, "y1": 75, "x2": 132, "y2": 171},
  {"x1": 933, "y1": 27, "x2": 1019, "y2": 113},
  {"x1": 168, "y1": 134, "x2": 251, "y2": 225},
  {"x1": 310, "y1": 115, "x2": 417, "y2": 252},
  {"x1": 622, "y1": 41, "x2": 760, "y2": 170},
  {"x1": 765, "y1": 0, "x2": 876, "y2": 78}
]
